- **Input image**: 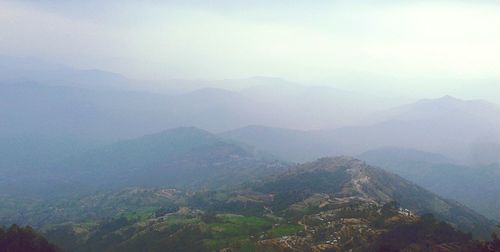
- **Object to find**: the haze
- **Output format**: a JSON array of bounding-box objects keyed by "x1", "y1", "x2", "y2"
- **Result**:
[
  {"x1": 2, "y1": 2, "x2": 500, "y2": 251},
  {"x1": 2, "y1": 0, "x2": 500, "y2": 101}
]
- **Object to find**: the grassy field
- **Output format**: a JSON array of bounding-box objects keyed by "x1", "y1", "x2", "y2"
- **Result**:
[
  {"x1": 203, "y1": 214, "x2": 273, "y2": 251},
  {"x1": 269, "y1": 223, "x2": 303, "y2": 238},
  {"x1": 122, "y1": 207, "x2": 157, "y2": 221}
]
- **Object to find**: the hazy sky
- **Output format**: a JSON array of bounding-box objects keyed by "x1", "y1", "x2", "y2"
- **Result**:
[{"x1": 1, "y1": 0, "x2": 500, "y2": 100}]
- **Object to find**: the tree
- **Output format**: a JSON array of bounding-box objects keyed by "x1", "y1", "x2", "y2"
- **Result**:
[{"x1": 0, "y1": 224, "x2": 59, "y2": 252}]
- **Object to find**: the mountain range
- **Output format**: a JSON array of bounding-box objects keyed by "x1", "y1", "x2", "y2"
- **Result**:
[
  {"x1": 26, "y1": 157, "x2": 498, "y2": 251},
  {"x1": 4, "y1": 56, "x2": 500, "y2": 166},
  {"x1": 222, "y1": 95, "x2": 500, "y2": 164},
  {"x1": 0, "y1": 55, "x2": 404, "y2": 139},
  {"x1": 0, "y1": 127, "x2": 496, "y2": 238},
  {"x1": 2, "y1": 55, "x2": 500, "y2": 251}
]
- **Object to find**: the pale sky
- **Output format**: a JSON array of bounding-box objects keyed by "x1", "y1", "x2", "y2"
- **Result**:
[{"x1": 1, "y1": 0, "x2": 500, "y2": 100}]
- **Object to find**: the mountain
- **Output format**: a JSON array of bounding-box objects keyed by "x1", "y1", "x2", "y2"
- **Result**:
[
  {"x1": 250, "y1": 157, "x2": 495, "y2": 238},
  {"x1": 0, "y1": 82, "x2": 283, "y2": 139},
  {"x1": 0, "y1": 55, "x2": 132, "y2": 90},
  {"x1": 359, "y1": 148, "x2": 500, "y2": 221},
  {"x1": 0, "y1": 58, "x2": 290, "y2": 138},
  {"x1": 34, "y1": 157, "x2": 497, "y2": 251},
  {"x1": 54, "y1": 127, "x2": 287, "y2": 191},
  {"x1": 182, "y1": 76, "x2": 405, "y2": 129},
  {"x1": 351, "y1": 96, "x2": 500, "y2": 163},
  {"x1": 378, "y1": 95, "x2": 500, "y2": 125},
  {"x1": 0, "y1": 127, "x2": 288, "y2": 208},
  {"x1": 321, "y1": 97, "x2": 500, "y2": 162},
  {"x1": 0, "y1": 57, "x2": 409, "y2": 138},
  {"x1": 0, "y1": 127, "x2": 289, "y2": 227},
  {"x1": 41, "y1": 186, "x2": 492, "y2": 252},
  {"x1": 223, "y1": 96, "x2": 500, "y2": 164},
  {"x1": 0, "y1": 80, "x2": 307, "y2": 140}
]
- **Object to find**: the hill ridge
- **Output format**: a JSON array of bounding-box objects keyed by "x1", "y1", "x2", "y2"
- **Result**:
[{"x1": 253, "y1": 156, "x2": 495, "y2": 238}]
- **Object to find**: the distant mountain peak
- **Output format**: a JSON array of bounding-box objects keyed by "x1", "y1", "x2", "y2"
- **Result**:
[
  {"x1": 416, "y1": 95, "x2": 496, "y2": 108},
  {"x1": 417, "y1": 95, "x2": 464, "y2": 106},
  {"x1": 379, "y1": 94, "x2": 500, "y2": 126},
  {"x1": 440, "y1": 95, "x2": 460, "y2": 100}
]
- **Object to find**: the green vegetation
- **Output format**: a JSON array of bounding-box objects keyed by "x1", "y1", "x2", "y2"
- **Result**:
[
  {"x1": 5, "y1": 157, "x2": 500, "y2": 251},
  {"x1": 122, "y1": 207, "x2": 158, "y2": 221},
  {"x1": 203, "y1": 214, "x2": 270, "y2": 251},
  {"x1": 268, "y1": 224, "x2": 302, "y2": 238},
  {"x1": 44, "y1": 212, "x2": 287, "y2": 252}
]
